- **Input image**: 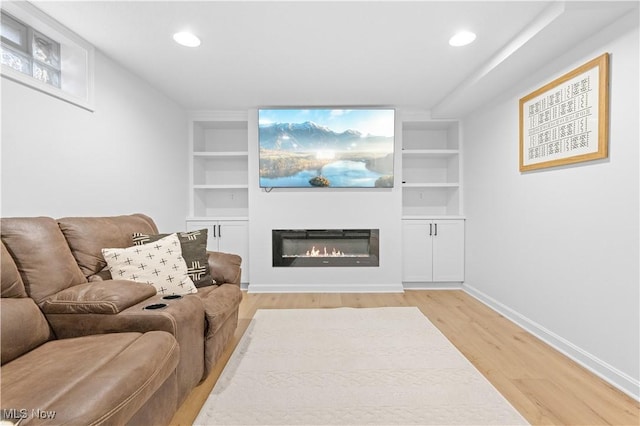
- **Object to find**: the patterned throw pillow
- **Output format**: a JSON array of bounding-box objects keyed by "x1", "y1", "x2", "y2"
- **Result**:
[
  {"x1": 132, "y1": 229, "x2": 214, "y2": 288},
  {"x1": 102, "y1": 233, "x2": 198, "y2": 296}
]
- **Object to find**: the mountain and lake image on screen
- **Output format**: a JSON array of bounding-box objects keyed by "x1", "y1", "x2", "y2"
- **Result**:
[{"x1": 258, "y1": 108, "x2": 395, "y2": 188}]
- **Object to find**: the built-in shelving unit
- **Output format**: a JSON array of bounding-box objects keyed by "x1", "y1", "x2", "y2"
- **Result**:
[
  {"x1": 189, "y1": 112, "x2": 249, "y2": 219},
  {"x1": 401, "y1": 118, "x2": 462, "y2": 218},
  {"x1": 186, "y1": 110, "x2": 465, "y2": 287},
  {"x1": 400, "y1": 115, "x2": 465, "y2": 285},
  {"x1": 188, "y1": 111, "x2": 250, "y2": 283}
]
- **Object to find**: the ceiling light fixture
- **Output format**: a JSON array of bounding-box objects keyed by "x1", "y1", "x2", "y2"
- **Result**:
[
  {"x1": 449, "y1": 31, "x2": 476, "y2": 47},
  {"x1": 173, "y1": 31, "x2": 201, "y2": 48}
]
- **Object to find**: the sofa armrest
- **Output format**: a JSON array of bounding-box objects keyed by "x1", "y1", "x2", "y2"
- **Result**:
[
  {"x1": 207, "y1": 251, "x2": 242, "y2": 286},
  {"x1": 40, "y1": 280, "x2": 156, "y2": 314}
]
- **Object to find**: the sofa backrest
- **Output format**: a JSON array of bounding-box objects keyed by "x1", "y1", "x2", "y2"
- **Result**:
[
  {"x1": 1, "y1": 217, "x2": 87, "y2": 305},
  {"x1": 1, "y1": 241, "x2": 53, "y2": 365},
  {"x1": 57, "y1": 214, "x2": 158, "y2": 279}
]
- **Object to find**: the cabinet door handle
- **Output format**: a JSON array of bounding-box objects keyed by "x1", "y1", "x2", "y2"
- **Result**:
[
  {"x1": 429, "y1": 223, "x2": 433, "y2": 236},
  {"x1": 218, "y1": 224, "x2": 222, "y2": 238},
  {"x1": 434, "y1": 223, "x2": 438, "y2": 236},
  {"x1": 213, "y1": 225, "x2": 216, "y2": 238}
]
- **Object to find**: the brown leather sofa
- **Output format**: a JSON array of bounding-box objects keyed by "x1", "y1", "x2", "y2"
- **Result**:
[
  {"x1": 1, "y1": 213, "x2": 243, "y2": 423},
  {"x1": 1, "y1": 241, "x2": 180, "y2": 425}
]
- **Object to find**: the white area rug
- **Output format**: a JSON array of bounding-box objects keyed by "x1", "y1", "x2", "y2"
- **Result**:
[{"x1": 195, "y1": 307, "x2": 529, "y2": 425}]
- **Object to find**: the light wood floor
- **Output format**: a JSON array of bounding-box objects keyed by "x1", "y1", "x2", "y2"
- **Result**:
[{"x1": 170, "y1": 291, "x2": 639, "y2": 425}]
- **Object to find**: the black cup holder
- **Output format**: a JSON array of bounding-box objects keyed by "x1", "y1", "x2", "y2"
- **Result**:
[
  {"x1": 143, "y1": 303, "x2": 167, "y2": 310},
  {"x1": 162, "y1": 294, "x2": 183, "y2": 300}
]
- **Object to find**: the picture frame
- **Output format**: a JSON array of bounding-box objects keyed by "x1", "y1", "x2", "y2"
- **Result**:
[{"x1": 519, "y1": 53, "x2": 609, "y2": 172}]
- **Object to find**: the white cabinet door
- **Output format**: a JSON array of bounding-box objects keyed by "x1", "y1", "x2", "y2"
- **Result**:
[
  {"x1": 186, "y1": 221, "x2": 218, "y2": 250},
  {"x1": 217, "y1": 220, "x2": 249, "y2": 284},
  {"x1": 402, "y1": 219, "x2": 464, "y2": 283},
  {"x1": 432, "y1": 220, "x2": 465, "y2": 282},
  {"x1": 402, "y1": 220, "x2": 433, "y2": 282},
  {"x1": 186, "y1": 220, "x2": 249, "y2": 284}
]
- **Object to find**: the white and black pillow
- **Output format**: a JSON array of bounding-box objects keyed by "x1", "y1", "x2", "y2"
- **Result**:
[
  {"x1": 102, "y1": 233, "x2": 198, "y2": 296},
  {"x1": 132, "y1": 229, "x2": 214, "y2": 288}
]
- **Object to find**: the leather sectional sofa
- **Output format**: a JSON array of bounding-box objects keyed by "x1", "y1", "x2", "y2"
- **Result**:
[{"x1": 0, "y1": 214, "x2": 243, "y2": 425}]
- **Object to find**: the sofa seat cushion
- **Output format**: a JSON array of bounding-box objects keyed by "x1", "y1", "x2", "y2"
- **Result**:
[
  {"x1": 0, "y1": 331, "x2": 179, "y2": 426},
  {"x1": 40, "y1": 280, "x2": 157, "y2": 314},
  {"x1": 44, "y1": 293, "x2": 206, "y2": 405},
  {"x1": 198, "y1": 283, "x2": 243, "y2": 335}
]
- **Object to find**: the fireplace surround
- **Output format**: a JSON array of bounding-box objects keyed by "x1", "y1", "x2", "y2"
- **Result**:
[{"x1": 272, "y1": 229, "x2": 379, "y2": 267}]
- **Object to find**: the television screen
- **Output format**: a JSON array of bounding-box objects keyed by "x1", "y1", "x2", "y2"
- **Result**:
[{"x1": 258, "y1": 108, "x2": 395, "y2": 188}]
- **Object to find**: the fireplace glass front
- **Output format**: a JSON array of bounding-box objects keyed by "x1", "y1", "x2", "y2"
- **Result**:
[{"x1": 272, "y1": 229, "x2": 379, "y2": 267}]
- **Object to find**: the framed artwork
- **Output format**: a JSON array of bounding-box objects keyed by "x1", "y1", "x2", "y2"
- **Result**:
[{"x1": 519, "y1": 53, "x2": 609, "y2": 172}]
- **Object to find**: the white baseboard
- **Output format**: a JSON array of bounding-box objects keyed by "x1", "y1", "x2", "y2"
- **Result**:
[
  {"x1": 403, "y1": 282, "x2": 463, "y2": 290},
  {"x1": 463, "y1": 284, "x2": 640, "y2": 401},
  {"x1": 247, "y1": 282, "x2": 404, "y2": 293}
]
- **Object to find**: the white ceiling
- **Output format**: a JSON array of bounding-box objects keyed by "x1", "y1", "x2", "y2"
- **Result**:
[{"x1": 32, "y1": 1, "x2": 638, "y2": 116}]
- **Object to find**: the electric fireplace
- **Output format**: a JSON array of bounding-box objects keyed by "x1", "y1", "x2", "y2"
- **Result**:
[{"x1": 272, "y1": 229, "x2": 379, "y2": 267}]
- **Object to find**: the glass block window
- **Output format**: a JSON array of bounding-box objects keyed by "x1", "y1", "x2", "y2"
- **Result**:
[{"x1": 1, "y1": 11, "x2": 61, "y2": 88}]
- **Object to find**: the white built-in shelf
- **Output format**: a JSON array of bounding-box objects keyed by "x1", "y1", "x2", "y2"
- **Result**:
[
  {"x1": 402, "y1": 183, "x2": 460, "y2": 188},
  {"x1": 193, "y1": 151, "x2": 249, "y2": 157},
  {"x1": 401, "y1": 116, "x2": 462, "y2": 217},
  {"x1": 189, "y1": 112, "x2": 249, "y2": 219},
  {"x1": 194, "y1": 184, "x2": 249, "y2": 189},
  {"x1": 187, "y1": 216, "x2": 249, "y2": 221},
  {"x1": 402, "y1": 149, "x2": 459, "y2": 156},
  {"x1": 402, "y1": 215, "x2": 466, "y2": 220}
]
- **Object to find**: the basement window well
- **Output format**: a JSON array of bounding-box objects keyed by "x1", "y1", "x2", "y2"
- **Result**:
[{"x1": 1, "y1": 2, "x2": 95, "y2": 110}]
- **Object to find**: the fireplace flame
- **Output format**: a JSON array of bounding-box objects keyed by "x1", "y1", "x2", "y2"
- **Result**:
[{"x1": 305, "y1": 246, "x2": 345, "y2": 257}]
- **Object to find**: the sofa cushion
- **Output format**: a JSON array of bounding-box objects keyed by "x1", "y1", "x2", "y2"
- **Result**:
[
  {"x1": 0, "y1": 331, "x2": 179, "y2": 425},
  {"x1": 133, "y1": 229, "x2": 214, "y2": 288},
  {"x1": 1, "y1": 240, "x2": 53, "y2": 365},
  {"x1": 198, "y1": 283, "x2": 243, "y2": 377},
  {"x1": 58, "y1": 214, "x2": 158, "y2": 279},
  {"x1": 102, "y1": 234, "x2": 198, "y2": 296},
  {"x1": 1, "y1": 241, "x2": 27, "y2": 299},
  {"x1": 207, "y1": 251, "x2": 242, "y2": 285},
  {"x1": 1, "y1": 217, "x2": 87, "y2": 304},
  {"x1": 198, "y1": 283, "x2": 243, "y2": 335},
  {"x1": 1, "y1": 298, "x2": 53, "y2": 365},
  {"x1": 44, "y1": 292, "x2": 206, "y2": 404},
  {"x1": 40, "y1": 280, "x2": 157, "y2": 314}
]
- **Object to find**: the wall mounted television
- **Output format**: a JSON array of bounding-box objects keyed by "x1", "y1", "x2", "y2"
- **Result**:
[{"x1": 258, "y1": 108, "x2": 395, "y2": 188}]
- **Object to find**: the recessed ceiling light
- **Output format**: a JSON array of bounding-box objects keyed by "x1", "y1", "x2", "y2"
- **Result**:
[
  {"x1": 173, "y1": 31, "x2": 201, "y2": 48},
  {"x1": 449, "y1": 31, "x2": 476, "y2": 47}
]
